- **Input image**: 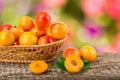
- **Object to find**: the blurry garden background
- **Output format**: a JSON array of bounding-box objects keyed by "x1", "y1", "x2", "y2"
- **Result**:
[{"x1": 0, "y1": 0, "x2": 120, "y2": 53}]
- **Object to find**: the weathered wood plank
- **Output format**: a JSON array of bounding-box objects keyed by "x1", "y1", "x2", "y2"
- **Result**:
[{"x1": 0, "y1": 52, "x2": 120, "y2": 80}]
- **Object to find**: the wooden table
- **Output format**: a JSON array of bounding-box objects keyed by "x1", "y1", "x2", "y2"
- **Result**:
[{"x1": 0, "y1": 52, "x2": 120, "y2": 80}]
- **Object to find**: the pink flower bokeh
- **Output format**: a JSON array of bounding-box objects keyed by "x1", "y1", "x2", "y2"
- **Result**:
[
  {"x1": 81, "y1": 0, "x2": 105, "y2": 17},
  {"x1": 111, "y1": 32, "x2": 120, "y2": 52},
  {"x1": 42, "y1": 0, "x2": 66, "y2": 8},
  {"x1": 0, "y1": 0, "x2": 3, "y2": 12},
  {"x1": 105, "y1": 0, "x2": 120, "y2": 20}
]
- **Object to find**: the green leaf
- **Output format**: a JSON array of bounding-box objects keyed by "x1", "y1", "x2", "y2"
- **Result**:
[
  {"x1": 57, "y1": 57, "x2": 65, "y2": 66},
  {"x1": 82, "y1": 58, "x2": 91, "y2": 71},
  {"x1": 53, "y1": 62, "x2": 66, "y2": 71},
  {"x1": 82, "y1": 58, "x2": 88, "y2": 63},
  {"x1": 53, "y1": 56, "x2": 66, "y2": 71},
  {"x1": 82, "y1": 62, "x2": 91, "y2": 71}
]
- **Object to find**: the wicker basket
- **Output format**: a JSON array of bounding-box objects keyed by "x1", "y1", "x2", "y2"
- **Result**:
[{"x1": 0, "y1": 37, "x2": 67, "y2": 63}]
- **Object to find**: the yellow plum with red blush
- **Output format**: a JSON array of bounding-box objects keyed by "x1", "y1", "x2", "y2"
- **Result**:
[
  {"x1": 62, "y1": 47, "x2": 81, "y2": 58},
  {"x1": 38, "y1": 36, "x2": 54, "y2": 45},
  {"x1": 46, "y1": 22, "x2": 68, "y2": 39}
]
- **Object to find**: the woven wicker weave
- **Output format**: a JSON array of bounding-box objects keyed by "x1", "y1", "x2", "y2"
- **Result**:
[{"x1": 0, "y1": 37, "x2": 67, "y2": 63}]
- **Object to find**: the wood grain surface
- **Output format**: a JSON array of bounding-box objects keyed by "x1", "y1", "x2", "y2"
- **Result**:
[{"x1": 0, "y1": 52, "x2": 120, "y2": 80}]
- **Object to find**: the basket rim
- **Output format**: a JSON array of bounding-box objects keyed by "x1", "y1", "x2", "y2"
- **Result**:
[{"x1": 0, "y1": 37, "x2": 67, "y2": 48}]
